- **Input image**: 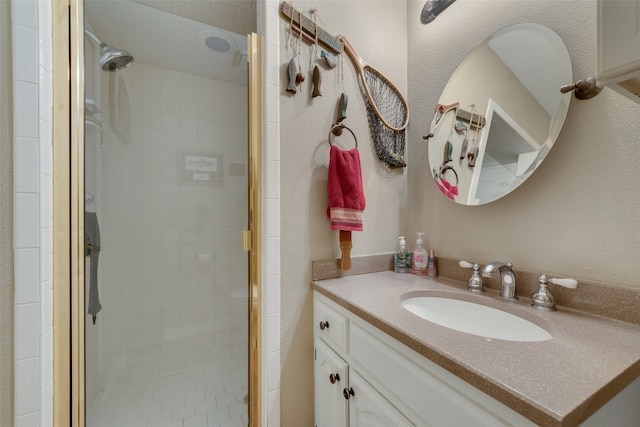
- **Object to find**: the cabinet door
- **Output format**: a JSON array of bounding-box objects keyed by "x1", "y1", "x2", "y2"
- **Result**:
[
  {"x1": 348, "y1": 371, "x2": 414, "y2": 427},
  {"x1": 315, "y1": 340, "x2": 348, "y2": 427}
]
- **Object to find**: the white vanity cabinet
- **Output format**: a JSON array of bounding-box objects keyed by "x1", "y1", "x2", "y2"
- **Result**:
[
  {"x1": 314, "y1": 294, "x2": 413, "y2": 427},
  {"x1": 598, "y1": 0, "x2": 640, "y2": 101},
  {"x1": 313, "y1": 291, "x2": 535, "y2": 427},
  {"x1": 314, "y1": 271, "x2": 640, "y2": 426}
]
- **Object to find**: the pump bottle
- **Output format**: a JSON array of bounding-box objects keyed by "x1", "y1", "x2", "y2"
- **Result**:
[
  {"x1": 411, "y1": 232, "x2": 428, "y2": 275},
  {"x1": 394, "y1": 236, "x2": 411, "y2": 273}
]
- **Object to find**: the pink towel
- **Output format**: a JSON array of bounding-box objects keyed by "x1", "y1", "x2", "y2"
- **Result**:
[{"x1": 327, "y1": 145, "x2": 366, "y2": 231}]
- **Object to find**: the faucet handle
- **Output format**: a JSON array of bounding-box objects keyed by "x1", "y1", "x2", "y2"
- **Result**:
[
  {"x1": 532, "y1": 274, "x2": 578, "y2": 311},
  {"x1": 459, "y1": 260, "x2": 485, "y2": 293},
  {"x1": 547, "y1": 277, "x2": 578, "y2": 289},
  {"x1": 459, "y1": 260, "x2": 474, "y2": 269}
]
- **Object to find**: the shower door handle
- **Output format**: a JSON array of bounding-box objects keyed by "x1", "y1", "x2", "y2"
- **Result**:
[{"x1": 242, "y1": 230, "x2": 252, "y2": 252}]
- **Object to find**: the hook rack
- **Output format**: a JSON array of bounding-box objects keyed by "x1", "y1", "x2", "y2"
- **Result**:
[
  {"x1": 280, "y1": 1, "x2": 344, "y2": 54},
  {"x1": 423, "y1": 104, "x2": 485, "y2": 140},
  {"x1": 456, "y1": 108, "x2": 485, "y2": 129},
  {"x1": 291, "y1": 23, "x2": 316, "y2": 45}
]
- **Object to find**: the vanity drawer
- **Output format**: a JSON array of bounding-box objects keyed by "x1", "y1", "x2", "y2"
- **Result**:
[
  {"x1": 314, "y1": 293, "x2": 349, "y2": 354},
  {"x1": 349, "y1": 319, "x2": 535, "y2": 427}
]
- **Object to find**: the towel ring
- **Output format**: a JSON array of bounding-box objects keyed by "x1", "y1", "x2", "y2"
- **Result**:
[
  {"x1": 328, "y1": 123, "x2": 358, "y2": 148},
  {"x1": 439, "y1": 163, "x2": 459, "y2": 186}
]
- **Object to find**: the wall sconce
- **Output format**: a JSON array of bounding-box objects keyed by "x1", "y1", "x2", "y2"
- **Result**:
[{"x1": 421, "y1": 0, "x2": 457, "y2": 24}]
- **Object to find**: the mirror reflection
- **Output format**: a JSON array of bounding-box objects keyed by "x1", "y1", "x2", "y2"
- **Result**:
[{"x1": 428, "y1": 23, "x2": 572, "y2": 205}]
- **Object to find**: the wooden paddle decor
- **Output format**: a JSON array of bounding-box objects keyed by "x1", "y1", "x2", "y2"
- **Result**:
[{"x1": 339, "y1": 230, "x2": 352, "y2": 270}]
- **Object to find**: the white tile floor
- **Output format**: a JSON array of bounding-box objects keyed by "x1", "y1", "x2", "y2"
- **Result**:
[{"x1": 87, "y1": 359, "x2": 248, "y2": 427}]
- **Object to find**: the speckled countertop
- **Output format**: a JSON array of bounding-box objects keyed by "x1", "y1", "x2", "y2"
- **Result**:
[{"x1": 313, "y1": 271, "x2": 640, "y2": 427}]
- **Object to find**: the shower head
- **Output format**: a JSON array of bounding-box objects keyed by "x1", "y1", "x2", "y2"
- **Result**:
[
  {"x1": 85, "y1": 29, "x2": 134, "y2": 71},
  {"x1": 98, "y1": 45, "x2": 134, "y2": 71}
]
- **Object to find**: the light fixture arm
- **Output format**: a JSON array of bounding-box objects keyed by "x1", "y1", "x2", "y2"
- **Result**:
[{"x1": 421, "y1": 0, "x2": 457, "y2": 25}]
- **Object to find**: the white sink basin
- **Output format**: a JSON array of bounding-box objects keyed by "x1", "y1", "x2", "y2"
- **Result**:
[{"x1": 401, "y1": 296, "x2": 552, "y2": 342}]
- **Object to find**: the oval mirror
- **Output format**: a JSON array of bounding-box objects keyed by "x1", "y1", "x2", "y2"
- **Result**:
[{"x1": 427, "y1": 23, "x2": 572, "y2": 205}]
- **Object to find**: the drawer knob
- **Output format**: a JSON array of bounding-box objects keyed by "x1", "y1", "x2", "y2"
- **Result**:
[
  {"x1": 319, "y1": 320, "x2": 330, "y2": 330},
  {"x1": 343, "y1": 387, "x2": 355, "y2": 400},
  {"x1": 329, "y1": 373, "x2": 340, "y2": 384}
]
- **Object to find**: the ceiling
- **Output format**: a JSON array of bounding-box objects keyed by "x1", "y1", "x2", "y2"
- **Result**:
[
  {"x1": 85, "y1": 0, "x2": 255, "y2": 84},
  {"x1": 131, "y1": 0, "x2": 256, "y2": 36}
]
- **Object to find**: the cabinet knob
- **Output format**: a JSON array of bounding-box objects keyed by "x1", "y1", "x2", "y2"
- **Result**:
[
  {"x1": 329, "y1": 373, "x2": 340, "y2": 384},
  {"x1": 319, "y1": 320, "x2": 330, "y2": 330},
  {"x1": 343, "y1": 387, "x2": 355, "y2": 400}
]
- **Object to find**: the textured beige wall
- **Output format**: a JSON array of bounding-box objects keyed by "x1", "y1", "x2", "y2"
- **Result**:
[
  {"x1": 279, "y1": 1, "x2": 408, "y2": 424},
  {"x1": 280, "y1": 0, "x2": 640, "y2": 423},
  {"x1": 407, "y1": 0, "x2": 640, "y2": 289}
]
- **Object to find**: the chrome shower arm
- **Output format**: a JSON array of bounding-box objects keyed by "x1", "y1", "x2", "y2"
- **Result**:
[{"x1": 84, "y1": 29, "x2": 106, "y2": 48}]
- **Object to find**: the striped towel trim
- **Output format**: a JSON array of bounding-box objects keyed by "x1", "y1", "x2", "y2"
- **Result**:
[{"x1": 329, "y1": 208, "x2": 363, "y2": 231}]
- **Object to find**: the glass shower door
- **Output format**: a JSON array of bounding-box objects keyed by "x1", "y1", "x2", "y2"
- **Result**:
[{"x1": 83, "y1": 2, "x2": 250, "y2": 426}]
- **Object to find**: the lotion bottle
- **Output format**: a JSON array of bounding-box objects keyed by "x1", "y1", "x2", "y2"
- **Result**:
[
  {"x1": 411, "y1": 232, "x2": 428, "y2": 275},
  {"x1": 394, "y1": 236, "x2": 411, "y2": 273},
  {"x1": 427, "y1": 249, "x2": 438, "y2": 277}
]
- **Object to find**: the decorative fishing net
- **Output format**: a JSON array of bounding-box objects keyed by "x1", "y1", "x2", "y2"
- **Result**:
[{"x1": 361, "y1": 69, "x2": 408, "y2": 168}]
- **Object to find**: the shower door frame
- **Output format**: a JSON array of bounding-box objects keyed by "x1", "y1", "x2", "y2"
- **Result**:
[{"x1": 52, "y1": 2, "x2": 263, "y2": 426}]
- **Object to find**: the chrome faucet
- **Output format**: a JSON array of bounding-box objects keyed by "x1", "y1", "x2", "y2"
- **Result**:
[{"x1": 482, "y1": 261, "x2": 517, "y2": 300}]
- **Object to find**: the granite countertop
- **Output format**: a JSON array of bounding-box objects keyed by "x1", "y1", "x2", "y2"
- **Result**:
[{"x1": 313, "y1": 271, "x2": 640, "y2": 427}]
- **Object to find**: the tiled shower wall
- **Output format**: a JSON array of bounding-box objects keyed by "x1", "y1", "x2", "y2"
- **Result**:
[
  {"x1": 262, "y1": 1, "x2": 282, "y2": 425},
  {"x1": 9, "y1": 1, "x2": 281, "y2": 425},
  {"x1": 91, "y1": 61, "x2": 249, "y2": 394},
  {"x1": 11, "y1": 0, "x2": 53, "y2": 426}
]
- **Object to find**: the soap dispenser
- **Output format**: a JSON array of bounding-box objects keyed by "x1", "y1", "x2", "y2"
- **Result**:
[
  {"x1": 394, "y1": 236, "x2": 411, "y2": 273},
  {"x1": 411, "y1": 232, "x2": 428, "y2": 275}
]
